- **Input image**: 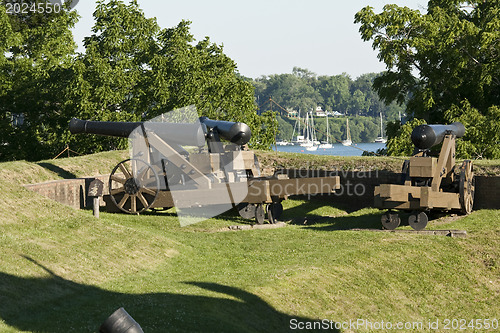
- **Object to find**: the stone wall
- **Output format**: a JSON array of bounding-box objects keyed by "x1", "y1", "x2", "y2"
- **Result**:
[
  {"x1": 474, "y1": 176, "x2": 500, "y2": 209},
  {"x1": 283, "y1": 169, "x2": 500, "y2": 210},
  {"x1": 24, "y1": 175, "x2": 109, "y2": 209},
  {"x1": 24, "y1": 172, "x2": 500, "y2": 211}
]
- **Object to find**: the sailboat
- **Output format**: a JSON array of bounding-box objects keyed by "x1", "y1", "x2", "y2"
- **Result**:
[
  {"x1": 300, "y1": 112, "x2": 318, "y2": 150},
  {"x1": 292, "y1": 112, "x2": 306, "y2": 145},
  {"x1": 318, "y1": 114, "x2": 333, "y2": 149},
  {"x1": 342, "y1": 118, "x2": 352, "y2": 146},
  {"x1": 374, "y1": 112, "x2": 387, "y2": 143},
  {"x1": 306, "y1": 144, "x2": 318, "y2": 151},
  {"x1": 311, "y1": 115, "x2": 320, "y2": 145},
  {"x1": 299, "y1": 112, "x2": 312, "y2": 147}
]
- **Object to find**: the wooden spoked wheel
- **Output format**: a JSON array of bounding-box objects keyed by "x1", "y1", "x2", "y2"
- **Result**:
[
  {"x1": 459, "y1": 160, "x2": 475, "y2": 214},
  {"x1": 109, "y1": 159, "x2": 160, "y2": 214}
]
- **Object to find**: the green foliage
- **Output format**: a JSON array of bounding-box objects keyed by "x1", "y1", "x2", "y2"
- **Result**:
[
  {"x1": 386, "y1": 118, "x2": 427, "y2": 156},
  {"x1": 256, "y1": 70, "x2": 321, "y2": 114},
  {"x1": 444, "y1": 101, "x2": 500, "y2": 159},
  {"x1": 355, "y1": 1, "x2": 500, "y2": 118},
  {"x1": 355, "y1": 1, "x2": 500, "y2": 157},
  {"x1": 68, "y1": 0, "x2": 275, "y2": 153},
  {"x1": 0, "y1": 0, "x2": 78, "y2": 161},
  {"x1": 253, "y1": 70, "x2": 405, "y2": 122},
  {"x1": 0, "y1": 0, "x2": 276, "y2": 161},
  {"x1": 276, "y1": 115, "x2": 293, "y2": 141},
  {"x1": 256, "y1": 110, "x2": 279, "y2": 148}
]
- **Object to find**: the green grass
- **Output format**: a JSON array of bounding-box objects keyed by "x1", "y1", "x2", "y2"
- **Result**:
[{"x1": 0, "y1": 153, "x2": 499, "y2": 332}]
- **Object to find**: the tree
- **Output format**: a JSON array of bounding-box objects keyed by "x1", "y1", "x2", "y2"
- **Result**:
[
  {"x1": 1, "y1": 0, "x2": 275, "y2": 161},
  {"x1": 385, "y1": 118, "x2": 427, "y2": 156},
  {"x1": 68, "y1": 1, "x2": 274, "y2": 153},
  {"x1": 315, "y1": 74, "x2": 351, "y2": 113},
  {"x1": 355, "y1": 1, "x2": 500, "y2": 157},
  {"x1": 444, "y1": 101, "x2": 500, "y2": 159},
  {"x1": 349, "y1": 89, "x2": 368, "y2": 116},
  {"x1": 256, "y1": 72, "x2": 322, "y2": 116},
  {"x1": 253, "y1": 69, "x2": 405, "y2": 129},
  {"x1": 276, "y1": 115, "x2": 294, "y2": 141},
  {"x1": 150, "y1": 19, "x2": 271, "y2": 150},
  {"x1": 65, "y1": 0, "x2": 160, "y2": 153},
  {"x1": 0, "y1": 0, "x2": 78, "y2": 161}
]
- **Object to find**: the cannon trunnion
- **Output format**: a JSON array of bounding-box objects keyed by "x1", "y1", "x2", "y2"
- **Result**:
[{"x1": 374, "y1": 122, "x2": 474, "y2": 230}]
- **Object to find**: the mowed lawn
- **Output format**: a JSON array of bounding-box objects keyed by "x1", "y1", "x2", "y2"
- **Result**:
[{"x1": 0, "y1": 153, "x2": 498, "y2": 332}]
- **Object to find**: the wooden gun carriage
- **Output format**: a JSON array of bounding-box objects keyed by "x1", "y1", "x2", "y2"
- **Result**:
[
  {"x1": 374, "y1": 122, "x2": 474, "y2": 230},
  {"x1": 70, "y1": 116, "x2": 340, "y2": 224}
]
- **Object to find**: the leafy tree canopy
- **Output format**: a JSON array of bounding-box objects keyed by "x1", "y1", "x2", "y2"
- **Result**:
[
  {"x1": 0, "y1": 0, "x2": 78, "y2": 161},
  {"x1": 0, "y1": 0, "x2": 275, "y2": 161},
  {"x1": 355, "y1": 0, "x2": 500, "y2": 158},
  {"x1": 253, "y1": 69, "x2": 405, "y2": 121}
]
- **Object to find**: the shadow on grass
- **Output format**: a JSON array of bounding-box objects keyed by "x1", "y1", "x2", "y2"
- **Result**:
[
  {"x1": 298, "y1": 210, "x2": 386, "y2": 231},
  {"x1": 281, "y1": 200, "x2": 325, "y2": 221},
  {"x1": 105, "y1": 195, "x2": 371, "y2": 228},
  {"x1": 297, "y1": 209, "x2": 462, "y2": 232},
  {"x1": 139, "y1": 206, "x2": 256, "y2": 225},
  {"x1": 281, "y1": 195, "x2": 358, "y2": 221},
  {"x1": 37, "y1": 162, "x2": 77, "y2": 179},
  {"x1": 0, "y1": 257, "x2": 339, "y2": 332}
]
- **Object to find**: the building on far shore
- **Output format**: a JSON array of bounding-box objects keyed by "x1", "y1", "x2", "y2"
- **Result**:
[{"x1": 315, "y1": 106, "x2": 327, "y2": 117}]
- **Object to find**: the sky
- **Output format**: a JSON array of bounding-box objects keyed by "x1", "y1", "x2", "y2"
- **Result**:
[{"x1": 71, "y1": 0, "x2": 427, "y2": 79}]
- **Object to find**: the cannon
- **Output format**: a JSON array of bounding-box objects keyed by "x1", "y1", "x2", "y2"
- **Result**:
[
  {"x1": 69, "y1": 117, "x2": 249, "y2": 147},
  {"x1": 410, "y1": 122, "x2": 465, "y2": 150},
  {"x1": 374, "y1": 122, "x2": 474, "y2": 230},
  {"x1": 70, "y1": 113, "x2": 340, "y2": 225}
]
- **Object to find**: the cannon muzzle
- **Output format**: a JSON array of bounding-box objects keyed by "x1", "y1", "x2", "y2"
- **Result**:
[
  {"x1": 411, "y1": 122, "x2": 465, "y2": 149},
  {"x1": 199, "y1": 117, "x2": 251, "y2": 145}
]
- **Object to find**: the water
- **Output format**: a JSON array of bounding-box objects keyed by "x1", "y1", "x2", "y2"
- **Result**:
[{"x1": 274, "y1": 142, "x2": 386, "y2": 156}]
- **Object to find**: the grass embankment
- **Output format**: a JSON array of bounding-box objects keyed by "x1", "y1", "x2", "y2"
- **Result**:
[
  {"x1": 0, "y1": 151, "x2": 498, "y2": 332},
  {"x1": 256, "y1": 150, "x2": 500, "y2": 176}
]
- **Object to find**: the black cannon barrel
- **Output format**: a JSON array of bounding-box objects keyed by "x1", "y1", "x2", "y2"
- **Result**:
[
  {"x1": 411, "y1": 122, "x2": 465, "y2": 149},
  {"x1": 69, "y1": 118, "x2": 141, "y2": 138},
  {"x1": 69, "y1": 118, "x2": 206, "y2": 146},
  {"x1": 199, "y1": 117, "x2": 251, "y2": 145},
  {"x1": 69, "y1": 117, "x2": 252, "y2": 146}
]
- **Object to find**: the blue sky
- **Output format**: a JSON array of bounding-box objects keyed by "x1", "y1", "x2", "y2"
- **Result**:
[{"x1": 71, "y1": 1, "x2": 426, "y2": 79}]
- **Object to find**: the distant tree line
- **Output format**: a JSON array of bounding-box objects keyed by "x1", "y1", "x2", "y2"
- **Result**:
[{"x1": 250, "y1": 67, "x2": 406, "y2": 122}]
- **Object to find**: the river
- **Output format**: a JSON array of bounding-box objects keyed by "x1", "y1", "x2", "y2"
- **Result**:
[{"x1": 274, "y1": 142, "x2": 386, "y2": 156}]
